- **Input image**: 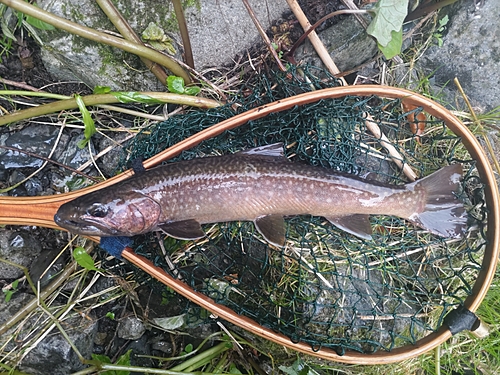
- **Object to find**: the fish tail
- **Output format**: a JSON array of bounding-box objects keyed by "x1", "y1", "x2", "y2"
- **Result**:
[{"x1": 406, "y1": 164, "x2": 467, "y2": 238}]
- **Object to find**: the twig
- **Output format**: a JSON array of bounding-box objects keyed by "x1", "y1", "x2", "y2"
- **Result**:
[
  {"x1": 340, "y1": 0, "x2": 369, "y2": 28},
  {"x1": 0, "y1": 144, "x2": 99, "y2": 183},
  {"x1": 241, "y1": 0, "x2": 288, "y2": 72},
  {"x1": 286, "y1": 9, "x2": 369, "y2": 62},
  {"x1": 0, "y1": 91, "x2": 221, "y2": 126},
  {"x1": 364, "y1": 113, "x2": 417, "y2": 181},
  {"x1": 0, "y1": 76, "x2": 43, "y2": 92},
  {"x1": 285, "y1": 0, "x2": 347, "y2": 85},
  {"x1": 0, "y1": 0, "x2": 191, "y2": 83},
  {"x1": 95, "y1": 0, "x2": 168, "y2": 86},
  {"x1": 0, "y1": 120, "x2": 67, "y2": 193},
  {"x1": 406, "y1": 0, "x2": 460, "y2": 22},
  {"x1": 172, "y1": 0, "x2": 195, "y2": 69}
]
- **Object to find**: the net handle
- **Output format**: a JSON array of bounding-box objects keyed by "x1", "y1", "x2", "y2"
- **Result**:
[{"x1": 0, "y1": 85, "x2": 497, "y2": 363}]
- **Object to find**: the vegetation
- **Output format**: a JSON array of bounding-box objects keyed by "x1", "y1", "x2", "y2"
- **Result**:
[{"x1": 0, "y1": 0, "x2": 498, "y2": 374}]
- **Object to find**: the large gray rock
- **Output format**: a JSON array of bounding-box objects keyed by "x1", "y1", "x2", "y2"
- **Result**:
[
  {"x1": 0, "y1": 230, "x2": 42, "y2": 278},
  {"x1": 418, "y1": 0, "x2": 500, "y2": 111},
  {"x1": 294, "y1": 15, "x2": 377, "y2": 73},
  {"x1": 18, "y1": 314, "x2": 98, "y2": 375},
  {"x1": 37, "y1": 0, "x2": 289, "y2": 90}
]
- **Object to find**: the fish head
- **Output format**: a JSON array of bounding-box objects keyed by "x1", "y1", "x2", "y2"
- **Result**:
[{"x1": 54, "y1": 190, "x2": 161, "y2": 237}]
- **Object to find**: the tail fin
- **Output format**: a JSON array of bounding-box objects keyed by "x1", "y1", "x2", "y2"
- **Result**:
[{"x1": 406, "y1": 164, "x2": 467, "y2": 238}]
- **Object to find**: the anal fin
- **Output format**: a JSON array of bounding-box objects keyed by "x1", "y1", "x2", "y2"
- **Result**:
[
  {"x1": 159, "y1": 219, "x2": 205, "y2": 240},
  {"x1": 326, "y1": 214, "x2": 373, "y2": 240},
  {"x1": 254, "y1": 214, "x2": 285, "y2": 247}
]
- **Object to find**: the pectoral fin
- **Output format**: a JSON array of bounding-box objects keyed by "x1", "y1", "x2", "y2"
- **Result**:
[
  {"x1": 159, "y1": 219, "x2": 206, "y2": 240},
  {"x1": 326, "y1": 214, "x2": 373, "y2": 240},
  {"x1": 237, "y1": 143, "x2": 285, "y2": 158},
  {"x1": 254, "y1": 214, "x2": 285, "y2": 247}
]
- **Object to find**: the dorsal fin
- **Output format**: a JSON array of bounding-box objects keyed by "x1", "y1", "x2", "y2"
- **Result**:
[{"x1": 237, "y1": 143, "x2": 285, "y2": 158}]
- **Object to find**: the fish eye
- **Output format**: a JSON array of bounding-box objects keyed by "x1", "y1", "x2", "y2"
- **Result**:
[{"x1": 87, "y1": 204, "x2": 109, "y2": 218}]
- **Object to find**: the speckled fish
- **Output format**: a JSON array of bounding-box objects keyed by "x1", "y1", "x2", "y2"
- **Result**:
[{"x1": 54, "y1": 143, "x2": 467, "y2": 246}]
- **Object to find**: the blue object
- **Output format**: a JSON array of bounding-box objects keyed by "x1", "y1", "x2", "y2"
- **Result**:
[{"x1": 99, "y1": 236, "x2": 133, "y2": 258}]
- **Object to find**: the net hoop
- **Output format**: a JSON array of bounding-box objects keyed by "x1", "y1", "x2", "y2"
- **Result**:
[{"x1": 0, "y1": 85, "x2": 498, "y2": 364}]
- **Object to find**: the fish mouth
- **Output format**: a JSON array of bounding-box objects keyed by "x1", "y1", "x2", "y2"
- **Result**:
[{"x1": 54, "y1": 214, "x2": 118, "y2": 236}]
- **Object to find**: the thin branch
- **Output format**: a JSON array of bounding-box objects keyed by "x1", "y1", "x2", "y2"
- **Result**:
[
  {"x1": 172, "y1": 0, "x2": 195, "y2": 69},
  {"x1": 286, "y1": 9, "x2": 369, "y2": 62},
  {"x1": 364, "y1": 113, "x2": 417, "y2": 181},
  {"x1": 0, "y1": 144, "x2": 100, "y2": 182},
  {"x1": 0, "y1": 0, "x2": 191, "y2": 83},
  {"x1": 0, "y1": 76, "x2": 43, "y2": 91},
  {"x1": 285, "y1": 0, "x2": 347, "y2": 84},
  {"x1": 0, "y1": 91, "x2": 221, "y2": 126},
  {"x1": 241, "y1": 0, "x2": 288, "y2": 72},
  {"x1": 340, "y1": 0, "x2": 369, "y2": 28},
  {"x1": 95, "y1": 0, "x2": 169, "y2": 86}
]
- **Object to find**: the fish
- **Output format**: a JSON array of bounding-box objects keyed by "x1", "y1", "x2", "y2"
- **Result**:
[{"x1": 54, "y1": 143, "x2": 467, "y2": 246}]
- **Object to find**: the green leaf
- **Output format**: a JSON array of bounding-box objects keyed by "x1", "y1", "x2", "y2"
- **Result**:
[
  {"x1": 3, "y1": 279, "x2": 20, "y2": 302},
  {"x1": 106, "y1": 311, "x2": 115, "y2": 320},
  {"x1": 1, "y1": 8, "x2": 17, "y2": 41},
  {"x1": 142, "y1": 22, "x2": 176, "y2": 54},
  {"x1": 3, "y1": 290, "x2": 14, "y2": 302},
  {"x1": 166, "y1": 76, "x2": 200, "y2": 96},
  {"x1": 91, "y1": 353, "x2": 112, "y2": 364},
  {"x1": 438, "y1": 14, "x2": 449, "y2": 29},
  {"x1": 91, "y1": 351, "x2": 131, "y2": 375},
  {"x1": 229, "y1": 363, "x2": 243, "y2": 374},
  {"x1": 153, "y1": 314, "x2": 186, "y2": 330},
  {"x1": 114, "y1": 349, "x2": 132, "y2": 374},
  {"x1": 110, "y1": 91, "x2": 162, "y2": 104},
  {"x1": 94, "y1": 86, "x2": 111, "y2": 94},
  {"x1": 24, "y1": 15, "x2": 55, "y2": 30},
  {"x1": 167, "y1": 75, "x2": 186, "y2": 94},
  {"x1": 73, "y1": 247, "x2": 100, "y2": 272},
  {"x1": 184, "y1": 86, "x2": 201, "y2": 96},
  {"x1": 74, "y1": 94, "x2": 95, "y2": 149},
  {"x1": 367, "y1": 0, "x2": 409, "y2": 52},
  {"x1": 279, "y1": 360, "x2": 321, "y2": 375},
  {"x1": 377, "y1": 28, "x2": 403, "y2": 59},
  {"x1": 184, "y1": 343, "x2": 193, "y2": 353}
]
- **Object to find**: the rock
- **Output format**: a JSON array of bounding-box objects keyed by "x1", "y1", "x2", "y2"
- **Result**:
[
  {"x1": 28, "y1": 246, "x2": 67, "y2": 287},
  {"x1": 418, "y1": 0, "x2": 500, "y2": 111},
  {"x1": 98, "y1": 133, "x2": 128, "y2": 176},
  {"x1": 294, "y1": 15, "x2": 378, "y2": 73},
  {"x1": 55, "y1": 132, "x2": 96, "y2": 170},
  {"x1": 0, "y1": 125, "x2": 69, "y2": 169},
  {"x1": 150, "y1": 334, "x2": 174, "y2": 355},
  {"x1": 37, "y1": 0, "x2": 289, "y2": 90},
  {"x1": 18, "y1": 314, "x2": 98, "y2": 375},
  {"x1": 0, "y1": 230, "x2": 43, "y2": 279},
  {"x1": 0, "y1": 292, "x2": 33, "y2": 328},
  {"x1": 183, "y1": 0, "x2": 287, "y2": 68},
  {"x1": 117, "y1": 316, "x2": 146, "y2": 340}
]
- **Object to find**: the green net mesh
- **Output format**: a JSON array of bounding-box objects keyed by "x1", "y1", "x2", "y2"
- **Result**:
[{"x1": 103, "y1": 66, "x2": 487, "y2": 354}]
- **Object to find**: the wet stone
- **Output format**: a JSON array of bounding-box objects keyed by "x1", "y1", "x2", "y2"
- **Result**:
[
  {"x1": 0, "y1": 125, "x2": 69, "y2": 169},
  {"x1": 18, "y1": 314, "x2": 98, "y2": 375},
  {"x1": 57, "y1": 133, "x2": 96, "y2": 170},
  {"x1": 117, "y1": 316, "x2": 146, "y2": 340},
  {"x1": 417, "y1": 0, "x2": 500, "y2": 111},
  {"x1": 150, "y1": 335, "x2": 174, "y2": 355},
  {"x1": 0, "y1": 230, "x2": 43, "y2": 279}
]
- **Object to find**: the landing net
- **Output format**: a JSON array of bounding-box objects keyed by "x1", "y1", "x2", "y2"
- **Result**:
[{"x1": 104, "y1": 66, "x2": 487, "y2": 354}]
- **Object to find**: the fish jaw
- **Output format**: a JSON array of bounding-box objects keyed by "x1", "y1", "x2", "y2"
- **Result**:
[
  {"x1": 54, "y1": 192, "x2": 162, "y2": 237},
  {"x1": 54, "y1": 213, "x2": 120, "y2": 236}
]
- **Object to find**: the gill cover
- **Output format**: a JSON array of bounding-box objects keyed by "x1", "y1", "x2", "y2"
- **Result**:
[{"x1": 55, "y1": 192, "x2": 162, "y2": 237}]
